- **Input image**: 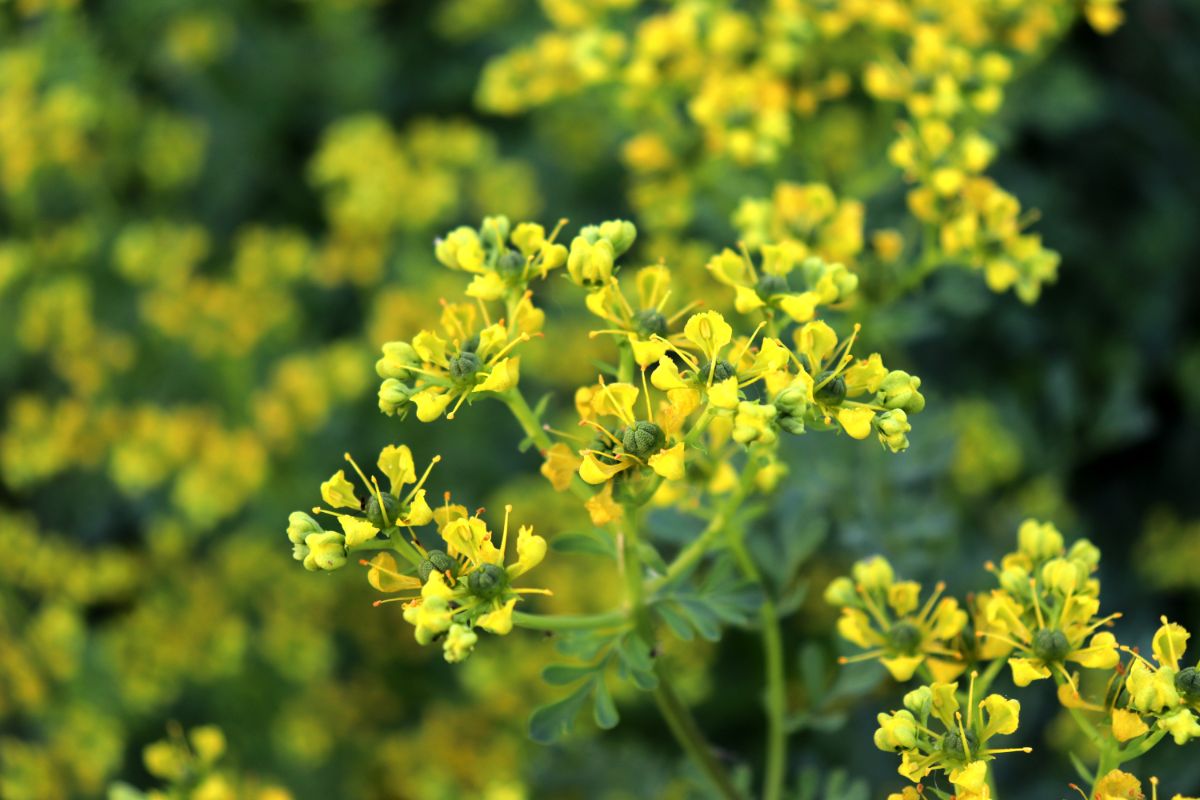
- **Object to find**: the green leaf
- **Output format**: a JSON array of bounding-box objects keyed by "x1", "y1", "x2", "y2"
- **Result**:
[
  {"x1": 528, "y1": 681, "x2": 593, "y2": 744},
  {"x1": 551, "y1": 529, "x2": 616, "y2": 559},
  {"x1": 651, "y1": 601, "x2": 695, "y2": 641},
  {"x1": 615, "y1": 633, "x2": 658, "y2": 690},
  {"x1": 591, "y1": 678, "x2": 619, "y2": 730},
  {"x1": 542, "y1": 662, "x2": 603, "y2": 686}
]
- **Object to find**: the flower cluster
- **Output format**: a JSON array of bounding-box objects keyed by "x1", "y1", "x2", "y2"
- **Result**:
[{"x1": 875, "y1": 676, "x2": 1027, "y2": 799}]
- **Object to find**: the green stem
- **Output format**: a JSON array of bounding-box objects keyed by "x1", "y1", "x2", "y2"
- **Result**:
[
  {"x1": 1052, "y1": 673, "x2": 1104, "y2": 746},
  {"x1": 653, "y1": 663, "x2": 746, "y2": 800},
  {"x1": 727, "y1": 530, "x2": 787, "y2": 800},
  {"x1": 511, "y1": 610, "x2": 629, "y2": 632},
  {"x1": 503, "y1": 387, "x2": 592, "y2": 503}
]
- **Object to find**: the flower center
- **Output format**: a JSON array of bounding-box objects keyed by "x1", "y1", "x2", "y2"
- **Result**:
[
  {"x1": 755, "y1": 273, "x2": 789, "y2": 298},
  {"x1": 815, "y1": 373, "x2": 847, "y2": 404},
  {"x1": 1032, "y1": 628, "x2": 1071, "y2": 662},
  {"x1": 888, "y1": 621, "x2": 923, "y2": 654},
  {"x1": 635, "y1": 308, "x2": 668, "y2": 338},
  {"x1": 622, "y1": 420, "x2": 666, "y2": 458},
  {"x1": 941, "y1": 729, "x2": 978, "y2": 760},
  {"x1": 365, "y1": 492, "x2": 402, "y2": 530},
  {"x1": 468, "y1": 563, "x2": 508, "y2": 600},
  {"x1": 698, "y1": 358, "x2": 736, "y2": 383},
  {"x1": 449, "y1": 351, "x2": 482, "y2": 382}
]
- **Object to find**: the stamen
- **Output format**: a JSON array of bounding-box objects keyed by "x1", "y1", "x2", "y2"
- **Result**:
[
  {"x1": 641, "y1": 367, "x2": 654, "y2": 422},
  {"x1": 1151, "y1": 776, "x2": 1159, "y2": 800},
  {"x1": 476, "y1": 296, "x2": 492, "y2": 327},
  {"x1": 916, "y1": 581, "x2": 947, "y2": 625},
  {"x1": 1161, "y1": 616, "x2": 1179, "y2": 664},
  {"x1": 403, "y1": 455, "x2": 442, "y2": 504},
  {"x1": 955, "y1": 712, "x2": 972, "y2": 760},
  {"x1": 515, "y1": 587, "x2": 554, "y2": 595},
  {"x1": 967, "y1": 670, "x2": 977, "y2": 729},
  {"x1": 597, "y1": 376, "x2": 635, "y2": 426},
  {"x1": 579, "y1": 418, "x2": 622, "y2": 446},
  {"x1": 446, "y1": 389, "x2": 471, "y2": 420},
  {"x1": 854, "y1": 584, "x2": 892, "y2": 630},
  {"x1": 370, "y1": 477, "x2": 392, "y2": 527},
  {"x1": 500, "y1": 504, "x2": 513, "y2": 557},
  {"x1": 488, "y1": 332, "x2": 531, "y2": 364},
  {"x1": 542, "y1": 423, "x2": 588, "y2": 443},
  {"x1": 666, "y1": 299, "x2": 704, "y2": 326},
  {"x1": 733, "y1": 321, "x2": 767, "y2": 365},
  {"x1": 838, "y1": 648, "x2": 887, "y2": 664},
  {"x1": 1028, "y1": 579, "x2": 1046, "y2": 630},
  {"x1": 654, "y1": 287, "x2": 672, "y2": 313},
  {"x1": 648, "y1": 334, "x2": 699, "y2": 372},
  {"x1": 737, "y1": 241, "x2": 759, "y2": 281}
]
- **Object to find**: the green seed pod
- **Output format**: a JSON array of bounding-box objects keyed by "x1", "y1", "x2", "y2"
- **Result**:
[
  {"x1": 887, "y1": 621, "x2": 923, "y2": 654},
  {"x1": 1176, "y1": 666, "x2": 1200, "y2": 700},
  {"x1": 622, "y1": 420, "x2": 666, "y2": 458},
  {"x1": 449, "y1": 351, "x2": 482, "y2": 382},
  {"x1": 1032, "y1": 628, "x2": 1071, "y2": 662},
  {"x1": 941, "y1": 729, "x2": 978, "y2": 760},
  {"x1": 815, "y1": 374, "x2": 847, "y2": 405},
  {"x1": 495, "y1": 248, "x2": 525, "y2": 280},
  {"x1": 635, "y1": 308, "x2": 668, "y2": 338},
  {"x1": 419, "y1": 549, "x2": 458, "y2": 583},
  {"x1": 365, "y1": 493, "x2": 401, "y2": 530},
  {"x1": 698, "y1": 359, "x2": 736, "y2": 383},
  {"x1": 468, "y1": 563, "x2": 508, "y2": 600},
  {"x1": 755, "y1": 273, "x2": 790, "y2": 298}
]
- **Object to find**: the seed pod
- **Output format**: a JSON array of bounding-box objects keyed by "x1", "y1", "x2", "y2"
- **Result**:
[
  {"x1": 622, "y1": 420, "x2": 666, "y2": 458},
  {"x1": 468, "y1": 563, "x2": 508, "y2": 600}
]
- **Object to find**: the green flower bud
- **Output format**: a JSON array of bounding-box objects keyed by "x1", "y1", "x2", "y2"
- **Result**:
[
  {"x1": 779, "y1": 414, "x2": 806, "y2": 435},
  {"x1": 698, "y1": 359, "x2": 736, "y2": 383},
  {"x1": 877, "y1": 370, "x2": 925, "y2": 414},
  {"x1": 419, "y1": 549, "x2": 459, "y2": 584},
  {"x1": 823, "y1": 576, "x2": 857, "y2": 606},
  {"x1": 287, "y1": 511, "x2": 323, "y2": 545},
  {"x1": 775, "y1": 382, "x2": 810, "y2": 416},
  {"x1": 597, "y1": 219, "x2": 637, "y2": 255},
  {"x1": 815, "y1": 374, "x2": 847, "y2": 404},
  {"x1": 1067, "y1": 539, "x2": 1101, "y2": 571},
  {"x1": 480, "y1": 215, "x2": 511, "y2": 250},
  {"x1": 635, "y1": 308, "x2": 668, "y2": 338},
  {"x1": 468, "y1": 563, "x2": 508, "y2": 600},
  {"x1": 852, "y1": 555, "x2": 894, "y2": 590},
  {"x1": 622, "y1": 420, "x2": 666, "y2": 458},
  {"x1": 449, "y1": 351, "x2": 482, "y2": 382},
  {"x1": 378, "y1": 379, "x2": 413, "y2": 416},
  {"x1": 903, "y1": 686, "x2": 932, "y2": 719},
  {"x1": 567, "y1": 236, "x2": 615, "y2": 286},
  {"x1": 365, "y1": 493, "x2": 401, "y2": 531},
  {"x1": 755, "y1": 272, "x2": 789, "y2": 298},
  {"x1": 376, "y1": 341, "x2": 420, "y2": 381},
  {"x1": 303, "y1": 531, "x2": 347, "y2": 572},
  {"x1": 1032, "y1": 628, "x2": 1071, "y2": 662},
  {"x1": 875, "y1": 409, "x2": 911, "y2": 453}
]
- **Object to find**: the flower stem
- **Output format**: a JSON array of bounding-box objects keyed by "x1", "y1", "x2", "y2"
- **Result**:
[
  {"x1": 727, "y1": 529, "x2": 787, "y2": 800},
  {"x1": 503, "y1": 387, "x2": 592, "y2": 503},
  {"x1": 653, "y1": 663, "x2": 746, "y2": 800},
  {"x1": 511, "y1": 610, "x2": 630, "y2": 632}
]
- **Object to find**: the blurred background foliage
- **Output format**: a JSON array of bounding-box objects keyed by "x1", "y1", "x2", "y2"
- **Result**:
[{"x1": 0, "y1": 0, "x2": 1198, "y2": 798}]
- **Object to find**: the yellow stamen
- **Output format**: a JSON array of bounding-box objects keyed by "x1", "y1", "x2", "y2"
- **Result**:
[
  {"x1": 666, "y1": 299, "x2": 704, "y2": 326},
  {"x1": 641, "y1": 366, "x2": 654, "y2": 422},
  {"x1": 370, "y1": 477, "x2": 392, "y2": 527},
  {"x1": 955, "y1": 712, "x2": 972, "y2": 760},
  {"x1": 488, "y1": 332, "x2": 531, "y2": 364},
  {"x1": 1029, "y1": 579, "x2": 1046, "y2": 630},
  {"x1": 1161, "y1": 616, "x2": 1179, "y2": 664},
  {"x1": 915, "y1": 581, "x2": 947, "y2": 625},
  {"x1": 500, "y1": 504, "x2": 512, "y2": 557},
  {"x1": 445, "y1": 388, "x2": 472, "y2": 420},
  {"x1": 733, "y1": 321, "x2": 767, "y2": 365},
  {"x1": 403, "y1": 455, "x2": 442, "y2": 504},
  {"x1": 737, "y1": 241, "x2": 759, "y2": 282}
]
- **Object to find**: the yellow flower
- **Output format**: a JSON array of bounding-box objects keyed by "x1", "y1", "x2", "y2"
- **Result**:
[
  {"x1": 828, "y1": 556, "x2": 966, "y2": 682},
  {"x1": 1111, "y1": 709, "x2": 1150, "y2": 742}
]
